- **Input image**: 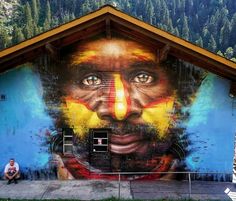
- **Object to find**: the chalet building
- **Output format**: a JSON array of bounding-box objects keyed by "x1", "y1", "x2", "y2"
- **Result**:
[{"x1": 0, "y1": 5, "x2": 236, "y2": 181}]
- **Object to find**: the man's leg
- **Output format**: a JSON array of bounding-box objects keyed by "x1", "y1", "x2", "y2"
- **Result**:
[
  {"x1": 4, "y1": 174, "x2": 12, "y2": 185},
  {"x1": 13, "y1": 173, "x2": 20, "y2": 184},
  {"x1": 7, "y1": 179, "x2": 12, "y2": 184}
]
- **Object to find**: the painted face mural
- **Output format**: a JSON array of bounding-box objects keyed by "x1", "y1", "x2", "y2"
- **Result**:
[
  {"x1": 1, "y1": 37, "x2": 236, "y2": 181},
  {"x1": 51, "y1": 38, "x2": 191, "y2": 179}
]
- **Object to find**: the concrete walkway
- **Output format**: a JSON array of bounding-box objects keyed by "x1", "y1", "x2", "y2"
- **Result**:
[{"x1": 0, "y1": 180, "x2": 235, "y2": 200}]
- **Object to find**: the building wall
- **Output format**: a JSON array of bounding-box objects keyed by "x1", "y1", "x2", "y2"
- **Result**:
[{"x1": 0, "y1": 37, "x2": 236, "y2": 180}]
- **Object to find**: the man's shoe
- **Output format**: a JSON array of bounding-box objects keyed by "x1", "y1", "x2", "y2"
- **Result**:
[
  {"x1": 14, "y1": 180, "x2": 18, "y2": 184},
  {"x1": 7, "y1": 180, "x2": 11, "y2": 185}
]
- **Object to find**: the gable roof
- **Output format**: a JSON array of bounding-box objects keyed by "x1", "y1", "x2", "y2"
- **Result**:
[{"x1": 0, "y1": 5, "x2": 236, "y2": 81}]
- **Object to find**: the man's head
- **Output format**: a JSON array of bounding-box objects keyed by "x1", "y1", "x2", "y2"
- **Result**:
[
  {"x1": 9, "y1": 159, "x2": 15, "y2": 166},
  {"x1": 57, "y1": 38, "x2": 185, "y2": 171},
  {"x1": 40, "y1": 37, "x2": 203, "y2": 173}
]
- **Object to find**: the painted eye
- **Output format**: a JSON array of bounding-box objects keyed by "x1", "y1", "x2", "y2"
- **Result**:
[
  {"x1": 133, "y1": 73, "x2": 154, "y2": 83},
  {"x1": 82, "y1": 75, "x2": 102, "y2": 86}
]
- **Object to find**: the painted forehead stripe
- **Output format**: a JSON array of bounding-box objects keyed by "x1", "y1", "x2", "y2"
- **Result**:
[{"x1": 71, "y1": 46, "x2": 155, "y2": 65}]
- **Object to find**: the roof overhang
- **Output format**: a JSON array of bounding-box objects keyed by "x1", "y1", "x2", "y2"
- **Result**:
[{"x1": 0, "y1": 5, "x2": 236, "y2": 81}]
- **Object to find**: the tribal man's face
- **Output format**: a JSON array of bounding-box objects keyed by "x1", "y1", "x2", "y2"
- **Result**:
[{"x1": 61, "y1": 38, "x2": 177, "y2": 171}]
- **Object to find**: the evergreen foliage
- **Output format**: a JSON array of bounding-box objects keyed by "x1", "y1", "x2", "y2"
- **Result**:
[{"x1": 1, "y1": 0, "x2": 236, "y2": 60}]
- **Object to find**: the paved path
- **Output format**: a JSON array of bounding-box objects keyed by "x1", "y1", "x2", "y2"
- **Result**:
[
  {"x1": 0, "y1": 180, "x2": 131, "y2": 200},
  {"x1": 0, "y1": 180, "x2": 235, "y2": 200},
  {"x1": 131, "y1": 180, "x2": 236, "y2": 200}
]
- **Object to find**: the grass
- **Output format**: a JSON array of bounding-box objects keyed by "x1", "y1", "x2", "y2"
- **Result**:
[{"x1": 0, "y1": 198, "x2": 220, "y2": 201}]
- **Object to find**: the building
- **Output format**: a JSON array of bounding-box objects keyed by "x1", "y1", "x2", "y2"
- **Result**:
[{"x1": 0, "y1": 5, "x2": 236, "y2": 181}]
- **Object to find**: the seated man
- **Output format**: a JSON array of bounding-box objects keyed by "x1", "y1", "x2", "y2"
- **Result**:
[{"x1": 4, "y1": 158, "x2": 20, "y2": 184}]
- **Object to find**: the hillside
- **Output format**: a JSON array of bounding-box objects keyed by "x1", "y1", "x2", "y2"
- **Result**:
[{"x1": 0, "y1": 0, "x2": 236, "y2": 60}]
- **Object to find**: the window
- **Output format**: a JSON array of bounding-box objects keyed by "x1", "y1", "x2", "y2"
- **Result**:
[{"x1": 92, "y1": 130, "x2": 109, "y2": 152}]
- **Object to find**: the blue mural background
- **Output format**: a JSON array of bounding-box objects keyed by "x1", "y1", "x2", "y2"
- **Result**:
[
  {"x1": 0, "y1": 65, "x2": 53, "y2": 175},
  {"x1": 185, "y1": 74, "x2": 236, "y2": 173},
  {"x1": 0, "y1": 64, "x2": 236, "y2": 178}
]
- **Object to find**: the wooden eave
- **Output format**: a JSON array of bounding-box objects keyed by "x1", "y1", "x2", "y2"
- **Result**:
[{"x1": 0, "y1": 5, "x2": 236, "y2": 81}]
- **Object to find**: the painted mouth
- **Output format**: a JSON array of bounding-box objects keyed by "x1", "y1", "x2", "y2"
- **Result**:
[{"x1": 109, "y1": 134, "x2": 149, "y2": 154}]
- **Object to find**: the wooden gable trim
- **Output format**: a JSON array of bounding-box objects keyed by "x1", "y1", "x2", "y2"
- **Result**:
[
  {"x1": 107, "y1": 7, "x2": 236, "y2": 69},
  {"x1": 107, "y1": 11, "x2": 236, "y2": 80},
  {"x1": 0, "y1": 5, "x2": 236, "y2": 81},
  {"x1": 0, "y1": 7, "x2": 109, "y2": 58},
  {"x1": 0, "y1": 8, "x2": 109, "y2": 72}
]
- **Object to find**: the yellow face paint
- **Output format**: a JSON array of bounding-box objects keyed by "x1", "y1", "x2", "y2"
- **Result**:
[
  {"x1": 142, "y1": 96, "x2": 175, "y2": 138},
  {"x1": 70, "y1": 39, "x2": 156, "y2": 66},
  {"x1": 71, "y1": 50, "x2": 96, "y2": 65},
  {"x1": 132, "y1": 48, "x2": 155, "y2": 61},
  {"x1": 113, "y1": 74, "x2": 128, "y2": 120},
  {"x1": 62, "y1": 99, "x2": 105, "y2": 138}
]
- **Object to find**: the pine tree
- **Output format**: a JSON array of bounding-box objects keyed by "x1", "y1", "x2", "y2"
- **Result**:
[
  {"x1": 231, "y1": 58, "x2": 236, "y2": 62},
  {"x1": 12, "y1": 25, "x2": 25, "y2": 45},
  {"x1": 195, "y1": 36, "x2": 203, "y2": 47},
  {"x1": 32, "y1": 22, "x2": 40, "y2": 35},
  {"x1": 202, "y1": 27, "x2": 210, "y2": 48},
  {"x1": 153, "y1": 0, "x2": 161, "y2": 23},
  {"x1": 233, "y1": 44, "x2": 236, "y2": 57},
  {"x1": 185, "y1": 0, "x2": 193, "y2": 16},
  {"x1": 182, "y1": 15, "x2": 190, "y2": 41},
  {"x1": 0, "y1": 29, "x2": 10, "y2": 49},
  {"x1": 208, "y1": 35, "x2": 217, "y2": 52},
  {"x1": 230, "y1": 13, "x2": 236, "y2": 45},
  {"x1": 32, "y1": 0, "x2": 39, "y2": 24},
  {"x1": 171, "y1": 0, "x2": 176, "y2": 19},
  {"x1": 191, "y1": 14, "x2": 200, "y2": 34},
  {"x1": 43, "y1": 1, "x2": 52, "y2": 31},
  {"x1": 219, "y1": 19, "x2": 231, "y2": 50},
  {"x1": 123, "y1": 0, "x2": 131, "y2": 13},
  {"x1": 162, "y1": 7, "x2": 174, "y2": 33},
  {"x1": 217, "y1": 50, "x2": 224, "y2": 56},
  {"x1": 160, "y1": 0, "x2": 168, "y2": 24},
  {"x1": 23, "y1": 2, "x2": 34, "y2": 39},
  {"x1": 208, "y1": 14, "x2": 218, "y2": 37},
  {"x1": 24, "y1": 24, "x2": 33, "y2": 39},
  {"x1": 224, "y1": 47, "x2": 234, "y2": 59},
  {"x1": 82, "y1": 0, "x2": 92, "y2": 14},
  {"x1": 146, "y1": 0, "x2": 154, "y2": 24},
  {"x1": 45, "y1": 0, "x2": 52, "y2": 26},
  {"x1": 217, "y1": 7, "x2": 229, "y2": 33},
  {"x1": 70, "y1": 13, "x2": 76, "y2": 21},
  {"x1": 173, "y1": 27, "x2": 180, "y2": 37},
  {"x1": 63, "y1": 12, "x2": 71, "y2": 23},
  {"x1": 25, "y1": 2, "x2": 33, "y2": 26}
]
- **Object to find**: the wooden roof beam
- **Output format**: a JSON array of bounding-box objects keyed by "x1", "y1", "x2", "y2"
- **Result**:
[
  {"x1": 45, "y1": 43, "x2": 60, "y2": 62},
  {"x1": 111, "y1": 22, "x2": 162, "y2": 49},
  {"x1": 109, "y1": 15, "x2": 236, "y2": 80},
  {"x1": 106, "y1": 18, "x2": 111, "y2": 39},
  {"x1": 157, "y1": 44, "x2": 170, "y2": 63},
  {"x1": 0, "y1": 14, "x2": 107, "y2": 72},
  {"x1": 170, "y1": 48, "x2": 236, "y2": 81}
]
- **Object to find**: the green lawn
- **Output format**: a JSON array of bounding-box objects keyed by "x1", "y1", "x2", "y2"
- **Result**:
[{"x1": 0, "y1": 198, "x2": 219, "y2": 201}]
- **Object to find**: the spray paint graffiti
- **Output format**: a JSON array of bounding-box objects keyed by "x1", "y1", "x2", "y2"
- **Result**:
[
  {"x1": 0, "y1": 66, "x2": 57, "y2": 179},
  {"x1": 0, "y1": 38, "x2": 236, "y2": 180}
]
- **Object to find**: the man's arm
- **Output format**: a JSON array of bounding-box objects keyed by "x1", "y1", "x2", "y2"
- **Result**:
[
  {"x1": 10, "y1": 170, "x2": 19, "y2": 179},
  {"x1": 11, "y1": 163, "x2": 20, "y2": 178},
  {"x1": 4, "y1": 172, "x2": 12, "y2": 179},
  {"x1": 4, "y1": 164, "x2": 11, "y2": 179}
]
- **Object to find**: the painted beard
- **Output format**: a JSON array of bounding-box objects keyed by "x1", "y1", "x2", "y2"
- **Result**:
[{"x1": 72, "y1": 122, "x2": 184, "y2": 173}]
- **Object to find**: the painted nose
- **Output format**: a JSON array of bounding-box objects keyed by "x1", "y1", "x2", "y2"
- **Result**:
[{"x1": 113, "y1": 74, "x2": 128, "y2": 120}]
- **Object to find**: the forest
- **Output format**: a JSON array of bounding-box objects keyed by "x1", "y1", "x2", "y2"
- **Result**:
[{"x1": 0, "y1": 0, "x2": 236, "y2": 61}]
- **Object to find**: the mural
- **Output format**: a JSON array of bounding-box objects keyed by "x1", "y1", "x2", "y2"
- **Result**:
[
  {"x1": 0, "y1": 66, "x2": 56, "y2": 179},
  {"x1": 0, "y1": 37, "x2": 236, "y2": 180}
]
